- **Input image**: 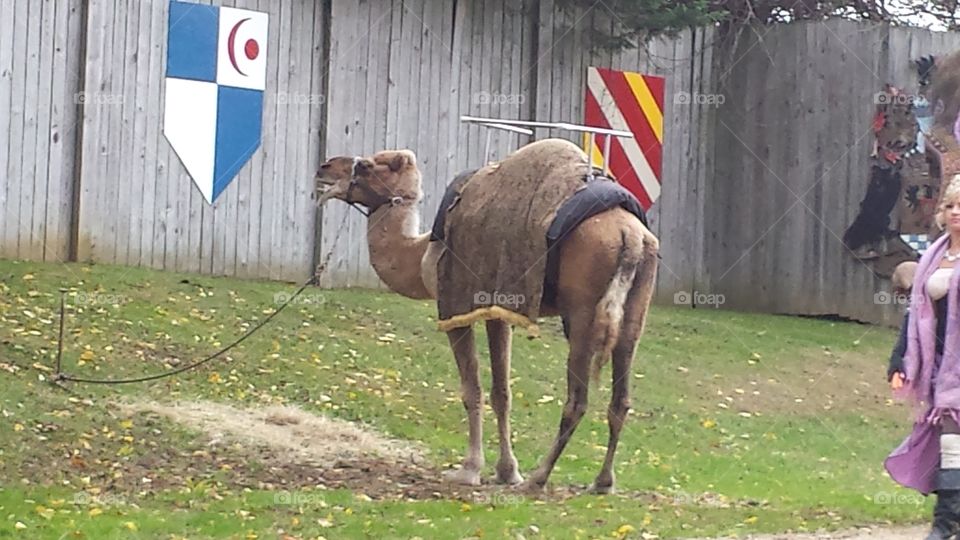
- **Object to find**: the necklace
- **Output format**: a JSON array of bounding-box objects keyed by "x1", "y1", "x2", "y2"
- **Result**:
[{"x1": 946, "y1": 250, "x2": 960, "y2": 262}]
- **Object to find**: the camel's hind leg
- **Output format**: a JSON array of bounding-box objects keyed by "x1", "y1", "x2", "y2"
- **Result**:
[
  {"x1": 487, "y1": 319, "x2": 523, "y2": 484},
  {"x1": 444, "y1": 325, "x2": 485, "y2": 486},
  {"x1": 521, "y1": 311, "x2": 594, "y2": 490},
  {"x1": 592, "y1": 238, "x2": 658, "y2": 494}
]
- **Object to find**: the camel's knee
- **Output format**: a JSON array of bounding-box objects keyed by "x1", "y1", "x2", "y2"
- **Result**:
[
  {"x1": 563, "y1": 394, "x2": 589, "y2": 422},
  {"x1": 460, "y1": 391, "x2": 481, "y2": 410},
  {"x1": 490, "y1": 385, "x2": 510, "y2": 412},
  {"x1": 459, "y1": 380, "x2": 482, "y2": 409},
  {"x1": 608, "y1": 395, "x2": 631, "y2": 423}
]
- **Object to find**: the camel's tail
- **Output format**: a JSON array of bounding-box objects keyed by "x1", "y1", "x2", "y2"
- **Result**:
[{"x1": 590, "y1": 228, "x2": 658, "y2": 382}]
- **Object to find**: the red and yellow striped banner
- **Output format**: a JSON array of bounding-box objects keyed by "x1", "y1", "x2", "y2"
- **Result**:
[{"x1": 583, "y1": 66, "x2": 664, "y2": 210}]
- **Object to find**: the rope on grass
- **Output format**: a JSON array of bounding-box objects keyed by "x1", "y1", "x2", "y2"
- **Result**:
[{"x1": 51, "y1": 211, "x2": 351, "y2": 386}]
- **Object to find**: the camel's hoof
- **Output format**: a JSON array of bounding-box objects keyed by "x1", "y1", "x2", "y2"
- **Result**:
[
  {"x1": 443, "y1": 468, "x2": 482, "y2": 486},
  {"x1": 516, "y1": 478, "x2": 546, "y2": 494},
  {"x1": 589, "y1": 482, "x2": 615, "y2": 495},
  {"x1": 495, "y1": 459, "x2": 523, "y2": 485},
  {"x1": 494, "y1": 469, "x2": 523, "y2": 485}
]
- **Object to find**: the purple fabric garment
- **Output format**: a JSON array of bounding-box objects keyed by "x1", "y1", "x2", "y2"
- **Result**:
[
  {"x1": 885, "y1": 420, "x2": 939, "y2": 495},
  {"x1": 885, "y1": 405, "x2": 960, "y2": 494},
  {"x1": 896, "y1": 233, "x2": 960, "y2": 413},
  {"x1": 954, "y1": 111, "x2": 960, "y2": 145},
  {"x1": 887, "y1": 234, "x2": 960, "y2": 493}
]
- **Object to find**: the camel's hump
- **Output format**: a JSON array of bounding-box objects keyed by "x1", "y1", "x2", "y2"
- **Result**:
[{"x1": 506, "y1": 138, "x2": 588, "y2": 163}]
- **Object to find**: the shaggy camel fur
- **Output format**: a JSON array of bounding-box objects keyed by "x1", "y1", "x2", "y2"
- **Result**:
[{"x1": 315, "y1": 140, "x2": 659, "y2": 493}]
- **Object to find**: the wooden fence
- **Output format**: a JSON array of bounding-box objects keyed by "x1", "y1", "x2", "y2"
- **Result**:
[
  {"x1": 708, "y1": 22, "x2": 960, "y2": 325},
  {"x1": 2, "y1": 0, "x2": 958, "y2": 324},
  {"x1": 0, "y1": 0, "x2": 84, "y2": 264}
]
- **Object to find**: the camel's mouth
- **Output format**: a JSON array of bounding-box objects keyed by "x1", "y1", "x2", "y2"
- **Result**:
[
  {"x1": 314, "y1": 172, "x2": 336, "y2": 187},
  {"x1": 314, "y1": 173, "x2": 343, "y2": 205}
]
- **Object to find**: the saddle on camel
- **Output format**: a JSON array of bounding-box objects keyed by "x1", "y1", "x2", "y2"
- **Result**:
[{"x1": 432, "y1": 138, "x2": 646, "y2": 336}]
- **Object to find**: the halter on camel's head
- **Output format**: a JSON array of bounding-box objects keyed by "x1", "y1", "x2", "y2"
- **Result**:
[{"x1": 314, "y1": 150, "x2": 420, "y2": 215}]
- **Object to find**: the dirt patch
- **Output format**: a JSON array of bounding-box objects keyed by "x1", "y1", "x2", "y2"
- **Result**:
[
  {"x1": 686, "y1": 524, "x2": 926, "y2": 539},
  {"x1": 115, "y1": 399, "x2": 461, "y2": 500},
  {"x1": 115, "y1": 400, "x2": 540, "y2": 501},
  {"x1": 112, "y1": 400, "x2": 688, "y2": 503},
  {"x1": 121, "y1": 400, "x2": 426, "y2": 467}
]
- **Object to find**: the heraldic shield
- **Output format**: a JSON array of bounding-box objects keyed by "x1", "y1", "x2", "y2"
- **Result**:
[{"x1": 163, "y1": 0, "x2": 269, "y2": 204}]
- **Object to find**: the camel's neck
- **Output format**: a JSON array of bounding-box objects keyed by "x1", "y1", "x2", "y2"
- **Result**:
[{"x1": 366, "y1": 202, "x2": 432, "y2": 299}]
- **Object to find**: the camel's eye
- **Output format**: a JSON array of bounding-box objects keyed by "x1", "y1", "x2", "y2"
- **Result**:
[{"x1": 356, "y1": 160, "x2": 375, "y2": 174}]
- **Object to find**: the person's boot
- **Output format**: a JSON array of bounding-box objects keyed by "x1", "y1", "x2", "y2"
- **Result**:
[
  {"x1": 927, "y1": 466, "x2": 960, "y2": 540},
  {"x1": 927, "y1": 489, "x2": 960, "y2": 540}
]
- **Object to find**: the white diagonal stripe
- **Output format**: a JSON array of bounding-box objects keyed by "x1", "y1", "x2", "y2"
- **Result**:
[{"x1": 587, "y1": 68, "x2": 660, "y2": 202}]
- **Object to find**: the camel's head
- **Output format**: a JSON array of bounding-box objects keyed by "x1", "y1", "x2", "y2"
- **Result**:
[{"x1": 315, "y1": 150, "x2": 421, "y2": 210}]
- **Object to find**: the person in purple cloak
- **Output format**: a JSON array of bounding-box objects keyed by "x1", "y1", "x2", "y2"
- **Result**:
[{"x1": 888, "y1": 177, "x2": 960, "y2": 539}]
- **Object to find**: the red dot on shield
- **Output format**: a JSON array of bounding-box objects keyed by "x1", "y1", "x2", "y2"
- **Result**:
[{"x1": 244, "y1": 39, "x2": 259, "y2": 60}]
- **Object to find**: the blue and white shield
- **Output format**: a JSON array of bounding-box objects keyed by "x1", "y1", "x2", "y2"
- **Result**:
[{"x1": 163, "y1": 0, "x2": 269, "y2": 204}]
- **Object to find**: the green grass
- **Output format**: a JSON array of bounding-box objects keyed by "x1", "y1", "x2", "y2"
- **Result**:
[{"x1": 0, "y1": 259, "x2": 929, "y2": 539}]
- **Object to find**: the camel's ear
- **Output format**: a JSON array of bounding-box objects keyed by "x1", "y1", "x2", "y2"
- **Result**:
[{"x1": 388, "y1": 150, "x2": 417, "y2": 172}]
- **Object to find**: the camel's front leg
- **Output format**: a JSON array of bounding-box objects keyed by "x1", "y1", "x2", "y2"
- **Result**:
[
  {"x1": 486, "y1": 320, "x2": 522, "y2": 484},
  {"x1": 444, "y1": 325, "x2": 484, "y2": 486}
]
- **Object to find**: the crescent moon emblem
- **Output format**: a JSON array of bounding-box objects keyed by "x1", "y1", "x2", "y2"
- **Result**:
[{"x1": 227, "y1": 18, "x2": 251, "y2": 76}]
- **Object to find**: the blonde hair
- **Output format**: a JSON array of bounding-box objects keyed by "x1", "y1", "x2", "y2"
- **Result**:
[{"x1": 937, "y1": 175, "x2": 960, "y2": 230}]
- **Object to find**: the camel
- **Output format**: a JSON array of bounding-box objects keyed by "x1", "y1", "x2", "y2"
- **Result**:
[{"x1": 314, "y1": 139, "x2": 659, "y2": 493}]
